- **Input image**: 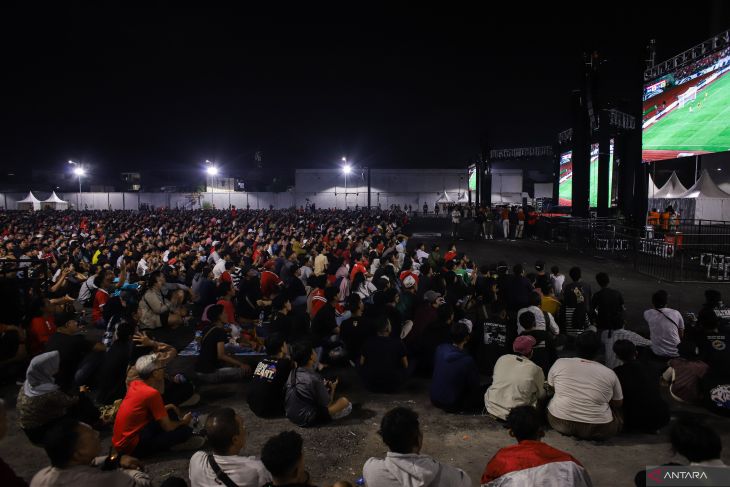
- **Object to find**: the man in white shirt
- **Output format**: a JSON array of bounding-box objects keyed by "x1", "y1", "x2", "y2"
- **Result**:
[
  {"x1": 485, "y1": 335, "x2": 546, "y2": 420},
  {"x1": 363, "y1": 407, "x2": 471, "y2": 487},
  {"x1": 313, "y1": 246, "x2": 328, "y2": 277},
  {"x1": 546, "y1": 331, "x2": 623, "y2": 440},
  {"x1": 517, "y1": 292, "x2": 560, "y2": 335},
  {"x1": 643, "y1": 289, "x2": 684, "y2": 359},
  {"x1": 213, "y1": 251, "x2": 229, "y2": 280},
  {"x1": 451, "y1": 206, "x2": 461, "y2": 238},
  {"x1": 550, "y1": 266, "x2": 565, "y2": 298},
  {"x1": 189, "y1": 408, "x2": 271, "y2": 487}
]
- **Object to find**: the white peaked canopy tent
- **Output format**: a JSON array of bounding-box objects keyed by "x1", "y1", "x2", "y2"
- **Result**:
[
  {"x1": 653, "y1": 171, "x2": 688, "y2": 198},
  {"x1": 677, "y1": 170, "x2": 730, "y2": 221},
  {"x1": 16, "y1": 192, "x2": 41, "y2": 211},
  {"x1": 648, "y1": 174, "x2": 660, "y2": 198},
  {"x1": 436, "y1": 191, "x2": 453, "y2": 212},
  {"x1": 41, "y1": 191, "x2": 69, "y2": 210},
  {"x1": 456, "y1": 192, "x2": 470, "y2": 204}
]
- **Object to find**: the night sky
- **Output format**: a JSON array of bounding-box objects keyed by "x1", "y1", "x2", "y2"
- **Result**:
[{"x1": 1, "y1": 6, "x2": 728, "y2": 187}]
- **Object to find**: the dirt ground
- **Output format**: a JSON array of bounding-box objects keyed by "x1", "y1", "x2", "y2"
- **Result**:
[{"x1": 2, "y1": 217, "x2": 730, "y2": 486}]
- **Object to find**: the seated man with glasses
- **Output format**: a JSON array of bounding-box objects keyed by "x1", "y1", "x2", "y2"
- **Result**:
[{"x1": 112, "y1": 353, "x2": 202, "y2": 457}]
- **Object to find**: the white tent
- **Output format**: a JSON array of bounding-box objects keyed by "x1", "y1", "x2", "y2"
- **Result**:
[
  {"x1": 456, "y1": 192, "x2": 469, "y2": 204},
  {"x1": 677, "y1": 170, "x2": 730, "y2": 221},
  {"x1": 653, "y1": 171, "x2": 688, "y2": 198},
  {"x1": 648, "y1": 174, "x2": 660, "y2": 198},
  {"x1": 436, "y1": 191, "x2": 453, "y2": 204},
  {"x1": 16, "y1": 192, "x2": 41, "y2": 211},
  {"x1": 41, "y1": 191, "x2": 69, "y2": 210}
]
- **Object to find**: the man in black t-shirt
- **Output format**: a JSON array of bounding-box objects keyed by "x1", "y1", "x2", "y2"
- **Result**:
[
  {"x1": 339, "y1": 294, "x2": 375, "y2": 363},
  {"x1": 195, "y1": 305, "x2": 251, "y2": 383},
  {"x1": 591, "y1": 272, "x2": 624, "y2": 331},
  {"x1": 248, "y1": 334, "x2": 293, "y2": 418},
  {"x1": 45, "y1": 313, "x2": 105, "y2": 390},
  {"x1": 518, "y1": 311, "x2": 556, "y2": 376},
  {"x1": 359, "y1": 316, "x2": 409, "y2": 393}
]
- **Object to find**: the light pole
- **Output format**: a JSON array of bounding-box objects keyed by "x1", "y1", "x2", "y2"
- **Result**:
[
  {"x1": 341, "y1": 157, "x2": 352, "y2": 209},
  {"x1": 68, "y1": 161, "x2": 85, "y2": 210}
]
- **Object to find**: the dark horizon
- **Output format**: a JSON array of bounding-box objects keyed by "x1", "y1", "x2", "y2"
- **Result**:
[{"x1": 2, "y1": 6, "x2": 729, "y2": 187}]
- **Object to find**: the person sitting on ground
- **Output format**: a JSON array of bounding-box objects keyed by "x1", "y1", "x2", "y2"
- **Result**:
[
  {"x1": 517, "y1": 292, "x2": 559, "y2": 336},
  {"x1": 138, "y1": 271, "x2": 184, "y2": 331},
  {"x1": 195, "y1": 304, "x2": 252, "y2": 383},
  {"x1": 363, "y1": 406, "x2": 471, "y2": 487},
  {"x1": 45, "y1": 312, "x2": 106, "y2": 390},
  {"x1": 517, "y1": 311, "x2": 557, "y2": 375},
  {"x1": 339, "y1": 294, "x2": 374, "y2": 363},
  {"x1": 550, "y1": 266, "x2": 565, "y2": 299},
  {"x1": 612, "y1": 340, "x2": 670, "y2": 433},
  {"x1": 600, "y1": 314, "x2": 653, "y2": 369},
  {"x1": 260, "y1": 431, "x2": 317, "y2": 487},
  {"x1": 661, "y1": 340, "x2": 709, "y2": 404},
  {"x1": 546, "y1": 331, "x2": 623, "y2": 441},
  {"x1": 247, "y1": 333, "x2": 293, "y2": 418},
  {"x1": 633, "y1": 416, "x2": 728, "y2": 486},
  {"x1": 694, "y1": 308, "x2": 730, "y2": 377},
  {"x1": 359, "y1": 316, "x2": 409, "y2": 393},
  {"x1": 561, "y1": 267, "x2": 592, "y2": 338},
  {"x1": 485, "y1": 335, "x2": 546, "y2": 421},
  {"x1": 504, "y1": 264, "x2": 534, "y2": 313},
  {"x1": 591, "y1": 272, "x2": 625, "y2": 332},
  {"x1": 644, "y1": 289, "x2": 684, "y2": 361},
  {"x1": 112, "y1": 353, "x2": 200, "y2": 457},
  {"x1": 269, "y1": 294, "x2": 295, "y2": 342},
  {"x1": 284, "y1": 341, "x2": 352, "y2": 427},
  {"x1": 17, "y1": 351, "x2": 99, "y2": 445},
  {"x1": 189, "y1": 407, "x2": 272, "y2": 487},
  {"x1": 539, "y1": 285, "x2": 561, "y2": 317},
  {"x1": 31, "y1": 417, "x2": 149, "y2": 487},
  {"x1": 430, "y1": 321, "x2": 484, "y2": 413},
  {"x1": 310, "y1": 286, "x2": 342, "y2": 363},
  {"x1": 28, "y1": 298, "x2": 58, "y2": 357},
  {"x1": 481, "y1": 405, "x2": 592, "y2": 486}
]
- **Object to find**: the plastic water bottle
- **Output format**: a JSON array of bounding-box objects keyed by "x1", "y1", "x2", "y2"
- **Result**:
[{"x1": 194, "y1": 330, "x2": 203, "y2": 353}]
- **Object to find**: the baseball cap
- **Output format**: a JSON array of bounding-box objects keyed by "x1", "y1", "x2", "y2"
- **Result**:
[
  {"x1": 535, "y1": 260, "x2": 545, "y2": 272},
  {"x1": 403, "y1": 275, "x2": 416, "y2": 289},
  {"x1": 513, "y1": 335, "x2": 537, "y2": 355},
  {"x1": 423, "y1": 290, "x2": 442, "y2": 303}
]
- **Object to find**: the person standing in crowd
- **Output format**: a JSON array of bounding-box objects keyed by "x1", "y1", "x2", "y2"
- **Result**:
[
  {"x1": 481, "y1": 406, "x2": 592, "y2": 486},
  {"x1": 451, "y1": 205, "x2": 461, "y2": 239},
  {"x1": 485, "y1": 336, "x2": 546, "y2": 421},
  {"x1": 612, "y1": 340, "x2": 670, "y2": 433},
  {"x1": 500, "y1": 206, "x2": 510, "y2": 239},
  {"x1": 188, "y1": 408, "x2": 271, "y2": 487},
  {"x1": 644, "y1": 290, "x2": 684, "y2": 361},
  {"x1": 363, "y1": 407, "x2": 471, "y2": 487},
  {"x1": 546, "y1": 331, "x2": 623, "y2": 440},
  {"x1": 515, "y1": 207, "x2": 526, "y2": 239}
]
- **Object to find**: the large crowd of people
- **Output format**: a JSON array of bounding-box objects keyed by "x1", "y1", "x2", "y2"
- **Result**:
[{"x1": 0, "y1": 206, "x2": 728, "y2": 486}]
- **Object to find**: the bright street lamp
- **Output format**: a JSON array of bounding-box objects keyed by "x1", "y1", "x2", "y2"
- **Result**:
[
  {"x1": 206, "y1": 166, "x2": 219, "y2": 176},
  {"x1": 342, "y1": 164, "x2": 352, "y2": 175},
  {"x1": 68, "y1": 160, "x2": 84, "y2": 210}
]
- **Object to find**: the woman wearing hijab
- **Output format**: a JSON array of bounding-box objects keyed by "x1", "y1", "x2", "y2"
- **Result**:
[{"x1": 17, "y1": 351, "x2": 98, "y2": 444}]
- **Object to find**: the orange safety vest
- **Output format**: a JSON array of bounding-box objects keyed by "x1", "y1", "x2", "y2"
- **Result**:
[
  {"x1": 660, "y1": 212, "x2": 671, "y2": 230},
  {"x1": 648, "y1": 211, "x2": 660, "y2": 226}
]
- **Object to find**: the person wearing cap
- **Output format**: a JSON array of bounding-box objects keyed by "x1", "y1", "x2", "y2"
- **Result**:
[
  {"x1": 397, "y1": 275, "x2": 418, "y2": 322},
  {"x1": 485, "y1": 335, "x2": 546, "y2": 421},
  {"x1": 430, "y1": 320, "x2": 484, "y2": 413}
]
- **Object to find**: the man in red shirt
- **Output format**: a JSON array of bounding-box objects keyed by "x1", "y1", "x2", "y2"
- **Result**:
[
  {"x1": 444, "y1": 243, "x2": 458, "y2": 263},
  {"x1": 112, "y1": 354, "x2": 200, "y2": 457},
  {"x1": 260, "y1": 269, "x2": 283, "y2": 299},
  {"x1": 91, "y1": 271, "x2": 113, "y2": 327},
  {"x1": 29, "y1": 299, "x2": 56, "y2": 356},
  {"x1": 481, "y1": 405, "x2": 592, "y2": 486}
]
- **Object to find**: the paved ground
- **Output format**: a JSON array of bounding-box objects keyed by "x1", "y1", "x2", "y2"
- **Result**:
[{"x1": 1, "y1": 216, "x2": 729, "y2": 486}]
